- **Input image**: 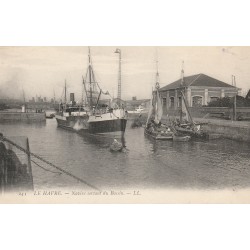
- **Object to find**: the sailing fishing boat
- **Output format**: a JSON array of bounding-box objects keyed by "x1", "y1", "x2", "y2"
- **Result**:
[
  {"x1": 173, "y1": 62, "x2": 208, "y2": 139},
  {"x1": 55, "y1": 48, "x2": 127, "y2": 137},
  {"x1": 144, "y1": 61, "x2": 174, "y2": 140}
]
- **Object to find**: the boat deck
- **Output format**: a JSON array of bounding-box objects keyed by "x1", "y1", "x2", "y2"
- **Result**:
[{"x1": 144, "y1": 129, "x2": 173, "y2": 140}]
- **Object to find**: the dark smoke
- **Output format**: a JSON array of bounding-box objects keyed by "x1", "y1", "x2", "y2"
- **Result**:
[{"x1": 0, "y1": 73, "x2": 24, "y2": 100}]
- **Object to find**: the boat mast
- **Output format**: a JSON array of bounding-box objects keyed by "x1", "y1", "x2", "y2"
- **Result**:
[
  {"x1": 180, "y1": 61, "x2": 184, "y2": 123},
  {"x1": 88, "y1": 47, "x2": 93, "y2": 110},
  {"x1": 233, "y1": 75, "x2": 237, "y2": 121},
  {"x1": 155, "y1": 58, "x2": 160, "y2": 90},
  {"x1": 180, "y1": 61, "x2": 194, "y2": 125}
]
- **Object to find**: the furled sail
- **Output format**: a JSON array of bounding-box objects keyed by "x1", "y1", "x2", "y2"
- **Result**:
[
  {"x1": 181, "y1": 90, "x2": 193, "y2": 124},
  {"x1": 181, "y1": 91, "x2": 189, "y2": 122},
  {"x1": 154, "y1": 90, "x2": 163, "y2": 124},
  {"x1": 146, "y1": 91, "x2": 154, "y2": 126},
  {"x1": 146, "y1": 56, "x2": 163, "y2": 126}
]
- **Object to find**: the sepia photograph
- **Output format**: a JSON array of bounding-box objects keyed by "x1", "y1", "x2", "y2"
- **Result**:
[
  {"x1": 0, "y1": 46, "x2": 250, "y2": 203},
  {"x1": 2, "y1": 1, "x2": 250, "y2": 249}
]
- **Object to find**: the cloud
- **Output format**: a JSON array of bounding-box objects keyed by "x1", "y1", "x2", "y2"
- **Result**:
[{"x1": 1, "y1": 47, "x2": 250, "y2": 100}]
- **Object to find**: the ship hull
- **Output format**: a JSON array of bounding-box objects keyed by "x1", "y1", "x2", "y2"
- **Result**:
[
  {"x1": 88, "y1": 119, "x2": 127, "y2": 134},
  {"x1": 79, "y1": 119, "x2": 127, "y2": 138},
  {"x1": 56, "y1": 114, "x2": 127, "y2": 138},
  {"x1": 144, "y1": 128, "x2": 173, "y2": 140},
  {"x1": 175, "y1": 126, "x2": 208, "y2": 140},
  {"x1": 55, "y1": 115, "x2": 87, "y2": 131}
]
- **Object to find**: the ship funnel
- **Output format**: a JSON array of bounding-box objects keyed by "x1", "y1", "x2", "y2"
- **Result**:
[{"x1": 70, "y1": 93, "x2": 75, "y2": 102}]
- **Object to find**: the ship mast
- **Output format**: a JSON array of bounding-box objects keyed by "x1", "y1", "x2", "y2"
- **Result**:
[
  {"x1": 82, "y1": 76, "x2": 87, "y2": 105},
  {"x1": 64, "y1": 79, "x2": 67, "y2": 109},
  {"x1": 88, "y1": 47, "x2": 93, "y2": 110}
]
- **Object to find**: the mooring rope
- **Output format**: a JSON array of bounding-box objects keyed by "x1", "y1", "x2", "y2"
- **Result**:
[
  {"x1": 30, "y1": 159, "x2": 62, "y2": 174},
  {"x1": 0, "y1": 134, "x2": 100, "y2": 191}
]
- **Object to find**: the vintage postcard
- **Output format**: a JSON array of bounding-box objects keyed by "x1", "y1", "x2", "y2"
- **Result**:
[{"x1": 1, "y1": 46, "x2": 250, "y2": 203}]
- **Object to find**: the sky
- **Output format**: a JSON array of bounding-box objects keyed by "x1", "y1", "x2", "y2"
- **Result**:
[{"x1": 0, "y1": 46, "x2": 249, "y2": 102}]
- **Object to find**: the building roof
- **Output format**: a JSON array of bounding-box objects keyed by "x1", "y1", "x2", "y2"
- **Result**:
[{"x1": 159, "y1": 73, "x2": 236, "y2": 91}]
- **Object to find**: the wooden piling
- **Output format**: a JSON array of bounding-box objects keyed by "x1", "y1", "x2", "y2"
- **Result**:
[{"x1": 0, "y1": 136, "x2": 34, "y2": 194}]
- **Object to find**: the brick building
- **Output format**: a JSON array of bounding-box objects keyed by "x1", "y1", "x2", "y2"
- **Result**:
[{"x1": 159, "y1": 73, "x2": 240, "y2": 111}]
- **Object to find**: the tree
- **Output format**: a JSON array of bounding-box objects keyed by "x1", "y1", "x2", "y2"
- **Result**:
[
  {"x1": 208, "y1": 96, "x2": 250, "y2": 107},
  {"x1": 207, "y1": 97, "x2": 232, "y2": 107},
  {"x1": 0, "y1": 103, "x2": 9, "y2": 110}
]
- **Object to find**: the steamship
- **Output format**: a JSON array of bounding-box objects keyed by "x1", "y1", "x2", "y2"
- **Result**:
[{"x1": 55, "y1": 48, "x2": 127, "y2": 138}]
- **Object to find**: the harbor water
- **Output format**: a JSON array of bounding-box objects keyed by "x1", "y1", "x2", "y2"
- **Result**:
[{"x1": 1, "y1": 119, "x2": 250, "y2": 190}]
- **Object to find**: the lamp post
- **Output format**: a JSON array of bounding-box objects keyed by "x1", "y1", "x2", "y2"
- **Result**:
[{"x1": 114, "y1": 48, "x2": 121, "y2": 107}]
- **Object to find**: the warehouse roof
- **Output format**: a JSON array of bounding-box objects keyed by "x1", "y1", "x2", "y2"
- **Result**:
[{"x1": 159, "y1": 73, "x2": 236, "y2": 91}]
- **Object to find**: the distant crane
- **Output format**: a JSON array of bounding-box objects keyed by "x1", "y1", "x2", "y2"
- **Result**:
[{"x1": 53, "y1": 89, "x2": 56, "y2": 104}]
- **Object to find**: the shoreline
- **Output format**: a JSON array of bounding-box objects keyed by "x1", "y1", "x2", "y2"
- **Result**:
[
  {"x1": 129, "y1": 112, "x2": 250, "y2": 142},
  {"x1": 0, "y1": 111, "x2": 46, "y2": 122}
]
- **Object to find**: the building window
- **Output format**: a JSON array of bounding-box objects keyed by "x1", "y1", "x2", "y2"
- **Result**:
[
  {"x1": 170, "y1": 97, "x2": 175, "y2": 108},
  {"x1": 177, "y1": 96, "x2": 182, "y2": 107},
  {"x1": 210, "y1": 97, "x2": 219, "y2": 102},
  {"x1": 162, "y1": 98, "x2": 167, "y2": 107},
  {"x1": 192, "y1": 96, "x2": 203, "y2": 107}
]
